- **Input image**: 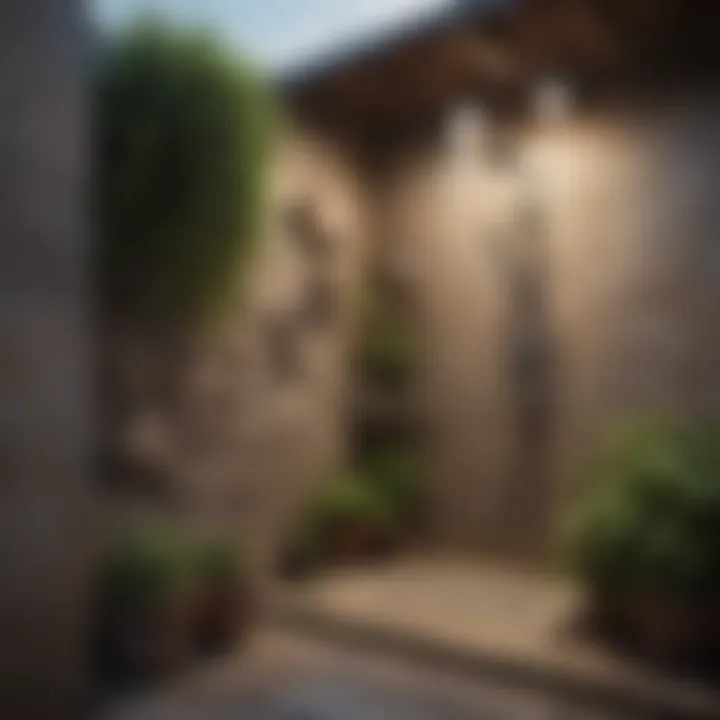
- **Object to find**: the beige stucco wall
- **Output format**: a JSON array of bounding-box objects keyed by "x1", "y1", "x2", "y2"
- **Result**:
[
  {"x1": 105, "y1": 126, "x2": 369, "y2": 567},
  {"x1": 372, "y1": 91, "x2": 720, "y2": 556}
]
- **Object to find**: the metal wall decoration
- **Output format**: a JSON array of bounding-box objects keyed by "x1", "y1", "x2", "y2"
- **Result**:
[
  {"x1": 300, "y1": 271, "x2": 339, "y2": 331},
  {"x1": 262, "y1": 196, "x2": 343, "y2": 383},
  {"x1": 285, "y1": 195, "x2": 341, "y2": 333},
  {"x1": 283, "y1": 197, "x2": 335, "y2": 263},
  {"x1": 264, "y1": 310, "x2": 304, "y2": 383}
]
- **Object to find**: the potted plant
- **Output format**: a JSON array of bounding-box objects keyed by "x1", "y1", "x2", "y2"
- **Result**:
[
  {"x1": 312, "y1": 473, "x2": 393, "y2": 564},
  {"x1": 96, "y1": 526, "x2": 197, "y2": 681},
  {"x1": 193, "y1": 538, "x2": 253, "y2": 653},
  {"x1": 564, "y1": 418, "x2": 720, "y2": 664}
]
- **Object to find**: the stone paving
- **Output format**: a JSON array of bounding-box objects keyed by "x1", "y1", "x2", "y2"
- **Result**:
[
  {"x1": 273, "y1": 559, "x2": 720, "y2": 718},
  {"x1": 279, "y1": 560, "x2": 578, "y2": 659},
  {"x1": 103, "y1": 630, "x2": 633, "y2": 720}
]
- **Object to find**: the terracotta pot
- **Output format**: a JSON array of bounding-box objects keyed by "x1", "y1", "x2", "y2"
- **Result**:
[
  {"x1": 368, "y1": 527, "x2": 400, "y2": 560},
  {"x1": 394, "y1": 530, "x2": 428, "y2": 559},
  {"x1": 329, "y1": 524, "x2": 375, "y2": 563},
  {"x1": 626, "y1": 591, "x2": 712, "y2": 664},
  {"x1": 706, "y1": 595, "x2": 720, "y2": 657},
  {"x1": 110, "y1": 601, "x2": 193, "y2": 680},
  {"x1": 194, "y1": 584, "x2": 253, "y2": 653},
  {"x1": 587, "y1": 585, "x2": 628, "y2": 636}
]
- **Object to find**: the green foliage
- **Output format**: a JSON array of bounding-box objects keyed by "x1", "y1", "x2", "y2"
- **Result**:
[
  {"x1": 363, "y1": 327, "x2": 419, "y2": 388},
  {"x1": 194, "y1": 537, "x2": 247, "y2": 588},
  {"x1": 100, "y1": 525, "x2": 248, "y2": 613},
  {"x1": 362, "y1": 449, "x2": 428, "y2": 528},
  {"x1": 280, "y1": 473, "x2": 393, "y2": 576},
  {"x1": 358, "y1": 288, "x2": 419, "y2": 389},
  {"x1": 98, "y1": 20, "x2": 277, "y2": 319},
  {"x1": 311, "y1": 472, "x2": 393, "y2": 535},
  {"x1": 563, "y1": 418, "x2": 720, "y2": 595},
  {"x1": 100, "y1": 525, "x2": 197, "y2": 614}
]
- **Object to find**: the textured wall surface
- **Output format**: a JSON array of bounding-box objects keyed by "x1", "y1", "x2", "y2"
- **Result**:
[
  {"x1": 105, "y1": 127, "x2": 369, "y2": 567},
  {"x1": 541, "y1": 95, "x2": 720, "y2": 522},
  {"x1": 372, "y1": 93, "x2": 720, "y2": 556},
  {"x1": 107, "y1": 90, "x2": 720, "y2": 562},
  {"x1": 0, "y1": 2, "x2": 91, "y2": 716}
]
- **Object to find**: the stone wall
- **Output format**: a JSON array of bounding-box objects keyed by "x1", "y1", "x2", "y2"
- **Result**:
[
  {"x1": 104, "y1": 126, "x2": 369, "y2": 567},
  {"x1": 105, "y1": 86, "x2": 720, "y2": 562},
  {"x1": 370, "y1": 90, "x2": 720, "y2": 556}
]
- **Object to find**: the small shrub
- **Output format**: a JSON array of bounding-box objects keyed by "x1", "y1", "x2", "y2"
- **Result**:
[
  {"x1": 312, "y1": 473, "x2": 392, "y2": 535},
  {"x1": 96, "y1": 526, "x2": 252, "y2": 678},
  {"x1": 282, "y1": 473, "x2": 393, "y2": 569},
  {"x1": 96, "y1": 524, "x2": 198, "y2": 679},
  {"x1": 99, "y1": 525, "x2": 196, "y2": 617},
  {"x1": 563, "y1": 418, "x2": 720, "y2": 596}
]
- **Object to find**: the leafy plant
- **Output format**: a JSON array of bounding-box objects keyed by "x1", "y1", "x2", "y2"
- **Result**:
[
  {"x1": 99, "y1": 525, "x2": 197, "y2": 615},
  {"x1": 194, "y1": 537, "x2": 247, "y2": 589},
  {"x1": 96, "y1": 525, "x2": 254, "y2": 679},
  {"x1": 99, "y1": 526, "x2": 251, "y2": 611},
  {"x1": 358, "y1": 286, "x2": 419, "y2": 389},
  {"x1": 311, "y1": 472, "x2": 393, "y2": 536},
  {"x1": 280, "y1": 473, "x2": 394, "y2": 574},
  {"x1": 563, "y1": 418, "x2": 720, "y2": 595},
  {"x1": 363, "y1": 327, "x2": 418, "y2": 388},
  {"x1": 98, "y1": 20, "x2": 277, "y2": 319},
  {"x1": 362, "y1": 449, "x2": 428, "y2": 529}
]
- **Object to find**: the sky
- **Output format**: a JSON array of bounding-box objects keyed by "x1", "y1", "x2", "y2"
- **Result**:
[{"x1": 93, "y1": 0, "x2": 450, "y2": 71}]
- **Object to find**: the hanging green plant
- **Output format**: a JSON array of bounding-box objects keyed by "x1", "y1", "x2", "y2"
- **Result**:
[
  {"x1": 98, "y1": 20, "x2": 278, "y2": 321},
  {"x1": 358, "y1": 286, "x2": 420, "y2": 390}
]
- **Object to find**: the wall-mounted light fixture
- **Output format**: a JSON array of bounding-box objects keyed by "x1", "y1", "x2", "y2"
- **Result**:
[
  {"x1": 444, "y1": 78, "x2": 573, "y2": 156},
  {"x1": 533, "y1": 77, "x2": 573, "y2": 125},
  {"x1": 445, "y1": 102, "x2": 488, "y2": 165}
]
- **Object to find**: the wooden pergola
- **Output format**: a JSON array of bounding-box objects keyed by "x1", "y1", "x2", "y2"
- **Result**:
[{"x1": 282, "y1": 0, "x2": 720, "y2": 138}]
